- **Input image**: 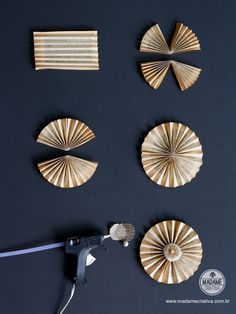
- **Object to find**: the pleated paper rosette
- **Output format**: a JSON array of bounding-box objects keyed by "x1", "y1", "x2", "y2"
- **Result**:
[
  {"x1": 141, "y1": 122, "x2": 203, "y2": 187},
  {"x1": 140, "y1": 220, "x2": 203, "y2": 284}
]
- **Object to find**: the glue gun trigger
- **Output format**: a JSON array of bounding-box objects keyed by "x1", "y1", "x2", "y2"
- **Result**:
[{"x1": 86, "y1": 253, "x2": 96, "y2": 266}]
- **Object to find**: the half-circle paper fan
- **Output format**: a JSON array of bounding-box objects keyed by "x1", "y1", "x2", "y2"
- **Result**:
[
  {"x1": 140, "y1": 220, "x2": 203, "y2": 284},
  {"x1": 37, "y1": 118, "x2": 95, "y2": 151},
  {"x1": 141, "y1": 61, "x2": 171, "y2": 89},
  {"x1": 170, "y1": 23, "x2": 201, "y2": 54},
  {"x1": 141, "y1": 122, "x2": 203, "y2": 187},
  {"x1": 38, "y1": 155, "x2": 98, "y2": 188},
  {"x1": 140, "y1": 24, "x2": 170, "y2": 54},
  {"x1": 171, "y1": 61, "x2": 201, "y2": 91}
]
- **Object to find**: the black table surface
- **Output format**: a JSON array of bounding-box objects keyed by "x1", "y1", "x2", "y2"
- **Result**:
[{"x1": 0, "y1": 1, "x2": 235, "y2": 313}]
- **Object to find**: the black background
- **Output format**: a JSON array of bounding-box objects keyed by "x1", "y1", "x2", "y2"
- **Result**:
[{"x1": 0, "y1": 1, "x2": 235, "y2": 313}]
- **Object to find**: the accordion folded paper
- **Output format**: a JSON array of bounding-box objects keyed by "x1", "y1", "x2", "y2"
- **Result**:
[
  {"x1": 140, "y1": 23, "x2": 200, "y2": 54},
  {"x1": 141, "y1": 122, "x2": 203, "y2": 187},
  {"x1": 37, "y1": 118, "x2": 98, "y2": 188},
  {"x1": 37, "y1": 118, "x2": 95, "y2": 151},
  {"x1": 38, "y1": 155, "x2": 98, "y2": 188},
  {"x1": 139, "y1": 23, "x2": 201, "y2": 90},
  {"x1": 140, "y1": 220, "x2": 203, "y2": 284},
  {"x1": 33, "y1": 31, "x2": 99, "y2": 70},
  {"x1": 141, "y1": 60, "x2": 201, "y2": 91}
]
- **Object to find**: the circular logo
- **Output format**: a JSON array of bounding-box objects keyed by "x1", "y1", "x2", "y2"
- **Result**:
[{"x1": 199, "y1": 269, "x2": 226, "y2": 296}]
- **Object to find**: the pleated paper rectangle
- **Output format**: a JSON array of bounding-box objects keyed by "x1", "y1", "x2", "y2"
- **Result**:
[{"x1": 33, "y1": 31, "x2": 99, "y2": 70}]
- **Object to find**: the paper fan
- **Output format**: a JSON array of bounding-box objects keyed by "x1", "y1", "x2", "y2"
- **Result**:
[
  {"x1": 38, "y1": 155, "x2": 98, "y2": 188},
  {"x1": 140, "y1": 24, "x2": 170, "y2": 54},
  {"x1": 170, "y1": 23, "x2": 201, "y2": 54},
  {"x1": 141, "y1": 122, "x2": 203, "y2": 187},
  {"x1": 140, "y1": 220, "x2": 203, "y2": 284},
  {"x1": 171, "y1": 61, "x2": 201, "y2": 91},
  {"x1": 140, "y1": 23, "x2": 200, "y2": 55},
  {"x1": 141, "y1": 61, "x2": 170, "y2": 89},
  {"x1": 37, "y1": 118, "x2": 95, "y2": 151}
]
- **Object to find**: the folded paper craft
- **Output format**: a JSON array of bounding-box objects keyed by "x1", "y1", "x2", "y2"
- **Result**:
[
  {"x1": 38, "y1": 155, "x2": 98, "y2": 188},
  {"x1": 37, "y1": 118, "x2": 98, "y2": 188},
  {"x1": 37, "y1": 118, "x2": 95, "y2": 151},
  {"x1": 33, "y1": 31, "x2": 99, "y2": 70},
  {"x1": 139, "y1": 23, "x2": 201, "y2": 90},
  {"x1": 140, "y1": 220, "x2": 203, "y2": 284},
  {"x1": 140, "y1": 23, "x2": 200, "y2": 54},
  {"x1": 141, "y1": 60, "x2": 201, "y2": 91},
  {"x1": 141, "y1": 122, "x2": 203, "y2": 187}
]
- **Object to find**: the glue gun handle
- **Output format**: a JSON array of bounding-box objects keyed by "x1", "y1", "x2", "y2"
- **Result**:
[
  {"x1": 76, "y1": 246, "x2": 90, "y2": 286},
  {"x1": 76, "y1": 235, "x2": 104, "y2": 286}
]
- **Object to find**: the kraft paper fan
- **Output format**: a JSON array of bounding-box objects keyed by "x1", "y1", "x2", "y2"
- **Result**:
[
  {"x1": 140, "y1": 23, "x2": 200, "y2": 55},
  {"x1": 141, "y1": 61, "x2": 171, "y2": 89},
  {"x1": 141, "y1": 60, "x2": 201, "y2": 90},
  {"x1": 37, "y1": 118, "x2": 95, "y2": 151},
  {"x1": 140, "y1": 24, "x2": 170, "y2": 54},
  {"x1": 38, "y1": 155, "x2": 98, "y2": 188},
  {"x1": 170, "y1": 23, "x2": 201, "y2": 54},
  {"x1": 141, "y1": 122, "x2": 203, "y2": 187},
  {"x1": 171, "y1": 61, "x2": 201, "y2": 91},
  {"x1": 140, "y1": 220, "x2": 203, "y2": 284}
]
